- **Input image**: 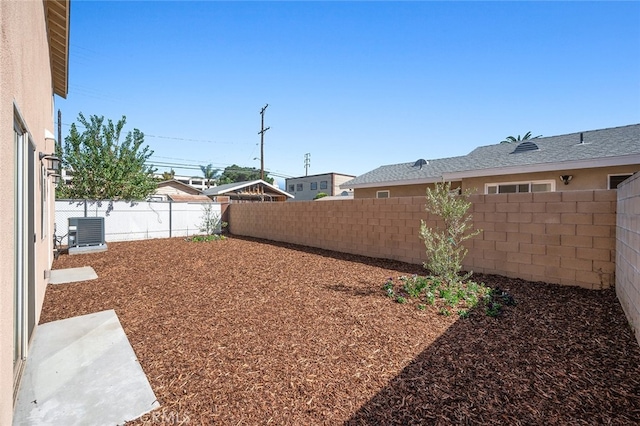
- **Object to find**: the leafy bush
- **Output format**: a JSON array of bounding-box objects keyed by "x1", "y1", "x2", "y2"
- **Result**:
[
  {"x1": 187, "y1": 234, "x2": 226, "y2": 243},
  {"x1": 382, "y1": 275, "x2": 515, "y2": 318}
]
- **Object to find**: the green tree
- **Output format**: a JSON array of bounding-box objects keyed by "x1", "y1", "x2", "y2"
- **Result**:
[
  {"x1": 157, "y1": 169, "x2": 175, "y2": 181},
  {"x1": 419, "y1": 181, "x2": 481, "y2": 285},
  {"x1": 500, "y1": 131, "x2": 542, "y2": 144},
  {"x1": 200, "y1": 164, "x2": 220, "y2": 188},
  {"x1": 56, "y1": 113, "x2": 156, "y2": 200},
  {"x1": 218, "y1": 164, "x2": 274, "y2": 185}
]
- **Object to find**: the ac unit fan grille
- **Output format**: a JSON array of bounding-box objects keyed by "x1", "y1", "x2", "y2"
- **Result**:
[{"x1": 68, "y1": 217, "x2": 105, "y2": 247}]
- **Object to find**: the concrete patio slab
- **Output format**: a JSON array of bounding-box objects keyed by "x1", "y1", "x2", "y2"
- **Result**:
[
  {"x1": 49, "y1": 267, "x2": 98, "y2": 285},
  {"x1": 13, "y1": 310, "x2": 160, "y2": 426}
]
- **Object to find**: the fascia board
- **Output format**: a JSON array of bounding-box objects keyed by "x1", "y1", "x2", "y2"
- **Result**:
[{"x1": 443, "y1": 154, "x2": 640, "y2": 180}]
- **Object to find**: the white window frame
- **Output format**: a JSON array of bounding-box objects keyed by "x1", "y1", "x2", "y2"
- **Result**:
[
  {"x1": 608, "y1": 173, "x2": 633, "y2": 189},
  {"x1": 376, "y1": 190, "x2": 390, "y2": 198},
  {"x1": 485, "y1": 179, "x2": 555, "y2": 195}
]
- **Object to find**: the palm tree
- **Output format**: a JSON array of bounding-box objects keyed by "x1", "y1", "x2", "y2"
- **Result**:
[
  {"x1": 500, "y1": 131, "x2": 542, "y2": 144},
  {"x1": 161, "y1": 169, "x2": 175, "y2": 181},
  {"x1": 200, "y1": 163, "x2": 220, "y2": 188}
]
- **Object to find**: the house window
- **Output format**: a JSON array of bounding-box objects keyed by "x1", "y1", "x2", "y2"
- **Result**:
[
  {"x1": 609, "y1": 174, "x2": 633, "y2": 189},
  {"x1": 486, "y1": 180, "x2": 554, "y2": 194},
  {"x1": 288, "y1": 184, "x2": 294, "y2": 192},
  {"x1": 376, "y1": 190, "x2": 390, "y2": 198},
  {"x1": 310, "y1": 182, "x2": 318, "y2": 190},
  {"x1": 296, "y1": 183, "x2": 303, "y2": 191},
  {"x1": 320, "y1": 181, "x2": 328, "y2": 190}
]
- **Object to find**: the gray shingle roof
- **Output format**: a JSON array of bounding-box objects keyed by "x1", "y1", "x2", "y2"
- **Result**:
[{"x1": 342, "y1": 124, "x2": 640, "y2": 188}]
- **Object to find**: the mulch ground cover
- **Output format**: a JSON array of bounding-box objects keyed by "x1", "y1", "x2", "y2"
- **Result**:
[{"x1": 41, "y1": 236, "x2": 640, "y2": 425}]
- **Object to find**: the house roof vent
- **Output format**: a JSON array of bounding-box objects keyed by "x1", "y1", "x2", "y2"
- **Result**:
[
  {"x1": 512, "y1": 141, "x2": 539, "y2": 154},
  {"x1": 413, "y1": 158, "x2": 428, "y2": 168}
]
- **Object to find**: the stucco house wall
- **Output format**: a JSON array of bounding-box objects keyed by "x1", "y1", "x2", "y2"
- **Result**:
[
  {"x1": 354, "y1": 182, "x2": 461, "y2": 199},
  {"x1": 0, "y1": 1, "x2": 67, "y2": 422},
  {"x1": 461, "y1": 165, "x2": 639, "y2": 193}
]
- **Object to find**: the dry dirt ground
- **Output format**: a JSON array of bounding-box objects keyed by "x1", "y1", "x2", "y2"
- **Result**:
[{"x1": 42, "y1": 236, "x2": 640, "y2": 425}]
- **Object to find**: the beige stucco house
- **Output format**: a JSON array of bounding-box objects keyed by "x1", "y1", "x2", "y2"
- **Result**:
[
  {"x1": 1, "y1": 0, "x2": 69, "y2": 422},
  {"x1": 342, "y1": 124, "x2": 640, "y2": 198}
]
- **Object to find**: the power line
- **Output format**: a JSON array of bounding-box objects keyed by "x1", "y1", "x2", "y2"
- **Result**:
[{"x1": 55, "y1": 121, "x2": 235, "y2": 145}]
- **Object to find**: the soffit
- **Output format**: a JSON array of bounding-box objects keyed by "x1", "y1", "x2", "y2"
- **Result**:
[{"x1": 46, "y1": 0, "x2": 69, "y2": 98}]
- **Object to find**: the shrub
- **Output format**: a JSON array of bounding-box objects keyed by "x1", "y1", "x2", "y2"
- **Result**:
[
  {"x1": 198, "y1": 203, "x2": 226, "y2": 235},
  {"x1": 419, "y1": 181, "x2": 481, "y2": 285}
]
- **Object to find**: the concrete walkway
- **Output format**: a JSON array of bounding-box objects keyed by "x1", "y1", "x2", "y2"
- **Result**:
[
  {"x1": 13, "y1": 310, "x2": 160, "y2": 425},
  {"x1": 49, "y1": 267, "x2": 98, "y2": 285}
]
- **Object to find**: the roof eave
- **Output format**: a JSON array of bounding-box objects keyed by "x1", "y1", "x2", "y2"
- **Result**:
[
  {"x1": 443, "y1": 154, "x2": 640, "y2": 180},
  {"x1": 46, "y1": 0, "x2": 70, "y2": 98}
]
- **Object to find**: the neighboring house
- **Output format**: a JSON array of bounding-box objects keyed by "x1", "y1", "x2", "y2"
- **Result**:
[
  {"x1": 152, "y1": 179, "x2": 212, "y2": 202},
  {"x1": 285, "y1": 173, "x2": 355, "y2": 201},
  {"x1": 342, "y1": 124, "x2": 640, "y2": 198},
  {"x1": 203, "y1": 179, "x2": 293, "y2": 202},
  {"x1": 1, "y1": 0, "x2": 69, "y2": 423},
  {"x1": 154, "y1": 173, "x2": 209, "y2": 191}
]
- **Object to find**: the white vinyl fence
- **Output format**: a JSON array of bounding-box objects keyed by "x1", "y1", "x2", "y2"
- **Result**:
[{"x1": 55, "y1": 200, "x2": 220, "y2": 244}]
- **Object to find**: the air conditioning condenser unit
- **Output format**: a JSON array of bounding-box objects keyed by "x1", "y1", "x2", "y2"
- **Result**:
[{"x1": 68, "y1": 217, "x2": 107, "y2": 254}]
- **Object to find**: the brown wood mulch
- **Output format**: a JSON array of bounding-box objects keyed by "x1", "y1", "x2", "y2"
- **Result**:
[{"x1": 41, "y1": 236, "x2": 640, "y2": 425}]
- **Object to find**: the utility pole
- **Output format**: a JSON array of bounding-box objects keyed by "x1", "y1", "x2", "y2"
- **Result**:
[
  {"x1": 304, "y1": 153, "x2": 311, "y2": 176},
  {"x1": 258, "y1": 104, "x2": 270, "y2": 180}
]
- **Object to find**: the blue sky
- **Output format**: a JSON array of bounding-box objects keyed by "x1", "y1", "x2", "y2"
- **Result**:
[{"x1": 57, "y1": 1, "x2": 640, "y2": 186}]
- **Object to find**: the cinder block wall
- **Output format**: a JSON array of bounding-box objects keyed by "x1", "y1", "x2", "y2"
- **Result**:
[
  {"x1": 229, "y1": 190, "x2": 616, "y2": 289},
  {"x1": 616, "y1": 172, "x2": 640, "y2": 345},
  {"x1": 467, "y1": 191, "x2": 616, "y2": 289}
]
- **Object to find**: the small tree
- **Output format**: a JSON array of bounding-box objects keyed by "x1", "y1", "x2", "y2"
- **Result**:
[
  {"x1": 419, "y1": 181, "x2": 481, "y2": 284},
  {"x1": 218, "y1": 164, "x2": 274, "y2": 185},
  {"x1": 198, "y1": 203, "x2": 223, "y2": 235},
  {"x1": 313, "y1": 192, "x2": 328, "y2": 200},
  {"x1": 56, "y1": 113, "x2": 156, "y2": 200}
]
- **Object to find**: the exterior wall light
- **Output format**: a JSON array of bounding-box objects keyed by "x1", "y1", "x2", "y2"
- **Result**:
[
  {"x1": 39, "y1": 152, "x2": 62, "y2": 183},
  {"x1": 559, "y1": 175, "x2": 573, "y2": 185}
]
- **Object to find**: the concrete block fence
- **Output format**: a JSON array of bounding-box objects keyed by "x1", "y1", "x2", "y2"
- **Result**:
[
  {"x1": 228, "y1": 190, "x2": 618, "y2": 290},
  {"x1": 616, "y1": 172, "x2": 640, "y2": 346}
]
